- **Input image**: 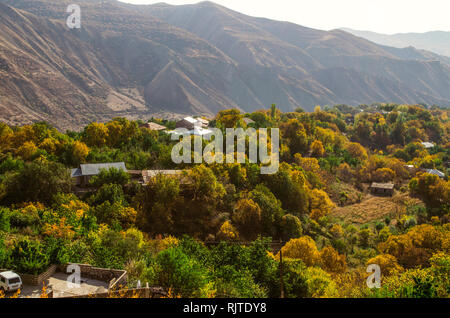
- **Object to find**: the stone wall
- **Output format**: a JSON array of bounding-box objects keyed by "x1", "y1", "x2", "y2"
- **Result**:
[
  {"x1": 61, "y1": 287, "x2": 167, "y2": 298},
  {"x1": 59, "y1": 263, "x2": 127, "y2": 289},
  {"x1": 19, "y1": 265, "x2": 57, "y2": 286}
]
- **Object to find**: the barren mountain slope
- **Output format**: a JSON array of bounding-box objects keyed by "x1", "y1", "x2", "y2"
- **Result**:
[{"x1": 0, "y1": 0, "x2": 449, "y2": 130}]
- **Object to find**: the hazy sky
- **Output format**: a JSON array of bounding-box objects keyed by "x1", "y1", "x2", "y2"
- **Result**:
[{"x1": 119, "y1": 0, "x2": 450, "y2": 34}]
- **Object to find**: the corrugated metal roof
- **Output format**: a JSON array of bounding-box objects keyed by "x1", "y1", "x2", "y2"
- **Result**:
[
  {"x1": 80, "y1": 162, "x2": 127, "y2": 176},
  {"x1": 424, "y1": 169, "x2": 445, "y2": 178},
  {"x1": 71, "y1": 168, "x2": 82, "y2": 178}
]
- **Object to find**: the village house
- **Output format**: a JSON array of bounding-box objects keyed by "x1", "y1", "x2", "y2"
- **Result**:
[
  {"x1": 139, "y1": 122, "x2": 166, "y2": 131},
  {"x1": 170, "y1": 126, "x2": 213, "y2": 137},
  {"x1": 370, "y1": 182, "x2": 395, "y2": 196},
  {"x1": 175, "y1": 116, "x2": 209, "y2": 130},
  {"x1": 71, "y1": 162, "x2": 127, "y2": 187},
  {"x1": 423, "y1": 168, "x2": 445, "y2": 179}
]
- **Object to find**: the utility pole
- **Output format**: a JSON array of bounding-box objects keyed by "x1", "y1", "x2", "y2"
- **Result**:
[{"x1": 279, "y1": 243, "x2": 285, "y2": 298}]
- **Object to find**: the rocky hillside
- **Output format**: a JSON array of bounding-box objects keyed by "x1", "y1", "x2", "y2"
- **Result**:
[{"x1": 1, "y1": 0, "x2": 450, "y2": 130}]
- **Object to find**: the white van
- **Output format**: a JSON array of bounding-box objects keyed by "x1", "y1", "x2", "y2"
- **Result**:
[{"x1": 0, "y1": 271, "x2": 23, "y2": 292}]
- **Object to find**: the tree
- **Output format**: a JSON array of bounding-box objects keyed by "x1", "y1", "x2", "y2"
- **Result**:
[
  {"x1": 154, "y1": 247, "x2": 211, "y2": 297},
  {"x1": 216, "y1": 221, "x2": 239, "y2": 241},
  {"x1": 310, "y1": 140, "x2": 325, "y2": 158},
  {"x1": 250, "y1": 184, "x2": 284, "y2": 237},
  {"x1": 89, "y1": 167, "x2": 130, "y2": 188},
  {"x1": 271, "y1": 104, "x2": 277, "y2": 118},
  {"x1": 280, "y1": 119, "x2": 309, "y2": 155},
  {"x1": 372, "y1": 168, "x2": 395, "y2": 183},
  {"x1": 93, "y1": 201, "x2": 137, "y2": 229},
  {"x1": 263, "y1": 165, "x2": 309, "y2": 215},
  {"x1": 16, "y1": 141, "x2": 37, "y2": 160},
  {"x1": 366, "y1": 254, "x2": 403, "y2": 276},
  {"x1": 319, "y1": 246, "x2": 347, "y2": 273},
  {"x1": 0, "y1": 122, "x2": 13, "y2": 152},
  {"x1": 71, "y1": 141, "x2": 89, "y2": 164},
  {"x1": 138, "y1": 174, "x2": 181, "y2": 234},
  {"x1": 281, "y1": 236, "x2": 319, "y2": 267},
  {"x1": 2, "y1": 161, "x2": 71, "y2": 205},
  {"x1": 216, "y1": 109, "x2": 243, "y2": 128},
  {"x1": 84, "y1": 122, "x2": 108, "y2": 147},
  {"x1": 378, "y1": 224, "x2": 445, "y2": 268},
  {"x1": 336, "y1": 163, "x2": 355, "y2": 183},
  {"x1": 304, "y1": 267, "x2": 338, "y2": 297},
  {"x1": 409, "y1": 173, "x2": 449, "y2": 214},
  {"x1": 189, "y1": 165, "x2": 225, "y2": 202},
  {"x1": 279, "y1": 214, "x2": 302, "y2": 241},
  {"x1": 9, "y1": 238, "x2": 50, "y2": 275},
  {"x1": 0, "y1": 208, "x2": 10, "y2": 231},
  {"x1": 309, "y1": 189, "x2": 335, "y2": 220},
  {"x1": 346, "y1": 142, "x2": 368, "y2": 162},
  {"x1": 232, "y1": 198, "x2": 262, "y2": 240},
  {"x1": 89, "y1": 183, "x2": 125, "y2": 206}
]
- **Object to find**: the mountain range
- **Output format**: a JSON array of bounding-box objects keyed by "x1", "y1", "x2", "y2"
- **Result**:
[
  {"x1": 341, "y1": 28, "x2": 450, "y2": 58},
  {"x1": 1, "y1": 0, "x2": 450, "y2": 130}
]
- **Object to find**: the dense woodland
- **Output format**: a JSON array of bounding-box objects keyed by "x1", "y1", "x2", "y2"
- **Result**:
[{"x1": 0, "y1": 103, "x2": 449, "y2": 298}]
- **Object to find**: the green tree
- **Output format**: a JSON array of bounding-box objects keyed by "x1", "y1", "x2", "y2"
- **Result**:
[{"x1": 2, "y1": 161, "x2": 71, "y2": 205}]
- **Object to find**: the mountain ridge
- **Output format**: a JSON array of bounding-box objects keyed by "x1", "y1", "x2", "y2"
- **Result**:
[
  {"x1": 0, "y1": 0, "x2": 449, "y2": 130},
  {"x1": 342, "y1": 27, "x2": 450, "y2": 58}
]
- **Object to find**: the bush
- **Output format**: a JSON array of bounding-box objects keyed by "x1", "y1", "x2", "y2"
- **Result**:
[
  {"x1": 0, "y1": 207, "x2": 10, "y2": 231},
  {"x1": 154, "y1": 247, "x2": 211, "y2": 297},
  {"x1": 9, "y1": 238, "x2": 50, "y2": 275},
  {"x1": 89, "y1": 167, "x2": 130, "y2": 188},
  {"x1": 2, "y1": 161, "x2": 71, "y2": 205},
  {"x1": 9, "y1": 205, "x2": 40, "y2": 228}
]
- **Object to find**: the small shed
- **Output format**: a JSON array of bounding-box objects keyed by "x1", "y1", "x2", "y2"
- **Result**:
[{"x1": 370, "y1": 182, "x2": 395, "y2": 196}]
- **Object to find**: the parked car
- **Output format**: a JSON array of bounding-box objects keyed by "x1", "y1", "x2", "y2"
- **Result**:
[{"x1": 0, "y1": 271, "x2": 23, "y2": 293}]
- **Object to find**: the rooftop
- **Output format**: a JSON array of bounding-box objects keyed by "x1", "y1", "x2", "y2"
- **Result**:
[
  {"x1": 140, "y1": 122, "x2": 166, "y2": 131},
  {"x1": 183, "y1": 116, "x2": 198, "y2": 124},
  {"x1": 169, "y1": 127, "x2": 213, "y2": 136},
  {"x1": 424, "y1": 169, "x2": 445, "y2": 178},
  {"x1": 243, "y1": 117, "x2": 255, "y2": 124},
  {"x1": 71, "y1": 162, "x2": 127, "y2": 177},
  {"x1": 370, "y1": 182, "x2": 395, "y2": 190},
  {"x1": 421, "y1": 142, "x2": 435, "y2": 149}
]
